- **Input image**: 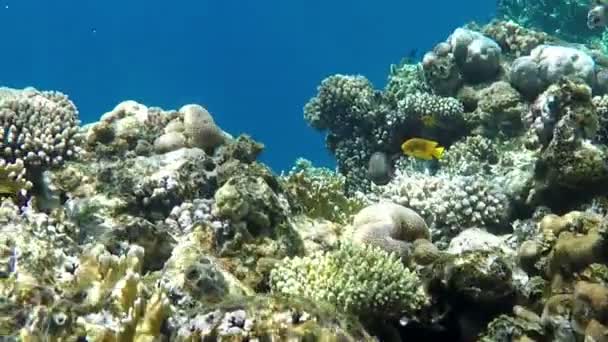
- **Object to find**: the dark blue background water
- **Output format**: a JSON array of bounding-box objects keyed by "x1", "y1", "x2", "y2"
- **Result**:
[{"x1": 0, "y1": 0, "x2": 494, "y2": 172}]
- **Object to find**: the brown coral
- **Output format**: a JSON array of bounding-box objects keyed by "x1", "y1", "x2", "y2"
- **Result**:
[
  {"x1": 351, "y1": 202, "x2": 430, "y2": 261},
  {"x1": 181, "y1": 104, "x2": 226, "y2": 151}
]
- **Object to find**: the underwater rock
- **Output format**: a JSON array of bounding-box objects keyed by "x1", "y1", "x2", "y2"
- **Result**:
[
  {"x1": 411, "y1": 238, "x2": 440, "y2": 266},
  {"x1": 470, "y1": 81, "x2": 526, "y2": 136},
  {"x1": 478, "y1": 309, "x2": 544, "y2": 341},
  {"x1": 160, "y1": 227, "x2": 251, "y2": 308},
  {"x1": 541, "y1": 294, "x2": 577, "y2": 341},
  {"x1": 509, "y1": 56, "x2": 545, "y2": 99},
  {"x1": 172, "y1": 295, "x2": 375, "y2": 341},
  {"x1": 534, "y1": 45, "x2": 596, "y2": 85},
  {"x1": 572, "y1": 281, "x2": 608, "y2": 335},
  {"x1": 289, "y1": 215, "x2": 341, "y2": 254},
  {"x1": 127, "y1": 148, "x2": 218, "y2": 218},
  {"x1": 427, "y1": 250, "x2": 515, "y2": 306},
  {"x1": 86, "y1": 100, "x2": 176, "y2": 158},
  {"x1": 446, "y1": 227, "x2": 513, "y2": 256},
  {"x1": 214, "y1": 173, "x2": 288, "y2": 233}
]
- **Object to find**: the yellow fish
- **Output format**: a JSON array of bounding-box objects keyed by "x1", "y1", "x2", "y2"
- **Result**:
[{"x1": 401, "y1": 138, "x2": 445, "y2": 160}]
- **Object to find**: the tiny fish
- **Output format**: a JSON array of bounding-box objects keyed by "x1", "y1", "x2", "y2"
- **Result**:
[{"x1": 401, "y1": 138, "x2": 445, "y2": 160}]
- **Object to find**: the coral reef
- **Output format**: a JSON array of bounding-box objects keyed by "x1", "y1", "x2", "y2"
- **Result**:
[{"x1": 14, "y1": 4, "x2": 608, "y2": 340}]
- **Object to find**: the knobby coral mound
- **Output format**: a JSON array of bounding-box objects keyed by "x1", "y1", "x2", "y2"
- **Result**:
[
  {"x1": 350, "y1": 202, "x2": 430, "y2": 262},
  {"x1": 0, "y1": 87, "x2": 82, "y2": 168}
]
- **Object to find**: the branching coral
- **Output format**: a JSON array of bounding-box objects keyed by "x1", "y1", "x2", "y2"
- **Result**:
[
  {"x1": 375, "y1": 169, "x2": 511, "y2": 245},
  {"x1": 0, "y1": 87, "x2": 82, "y2": 168},
  {"x1": 269, "y1": 242, "x2": 427, "y2": 318},
  {"x1": 303, "y1": 74, "x2": 378, "y2": 131}
]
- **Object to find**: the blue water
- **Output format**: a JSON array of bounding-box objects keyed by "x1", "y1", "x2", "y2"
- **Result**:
[{"x1": 0, "y1": 0, "x2": 494, "y2": 172}]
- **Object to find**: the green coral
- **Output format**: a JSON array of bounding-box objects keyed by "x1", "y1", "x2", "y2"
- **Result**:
[
  {"x1": 269, "y1": 242, "x2": 427, "y2": 318},
  {"x1": 281, "y1": 158, "x2": 365, "y2": 224}
]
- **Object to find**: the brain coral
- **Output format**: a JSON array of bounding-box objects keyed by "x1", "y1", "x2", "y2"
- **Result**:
[{"x1": 351, "y1": 202, "x2": 430, "y2": 261}]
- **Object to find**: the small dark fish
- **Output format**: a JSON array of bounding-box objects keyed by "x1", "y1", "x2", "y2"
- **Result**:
[{"x1": 368, "y1": 151, "x2": 394, "y2": 185}]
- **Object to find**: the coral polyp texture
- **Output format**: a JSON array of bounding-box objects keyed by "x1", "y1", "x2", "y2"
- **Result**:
[
  {"x1": 0, "y1": 87, "x2": 82, "y2": 168},
  {"x1": 269, "y1": 242, "x2": 427, "y2": 318},
  {"x1": 12, "y1": 4, "x2": 608, "y2": 340}
]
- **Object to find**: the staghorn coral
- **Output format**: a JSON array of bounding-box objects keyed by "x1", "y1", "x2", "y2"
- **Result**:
[
  {"x1": 269, "y1": 242, "x2": 427, "y2": 319},
  {"x1": 16, "y1": 243, "x2": 171, "y2": 341}
]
